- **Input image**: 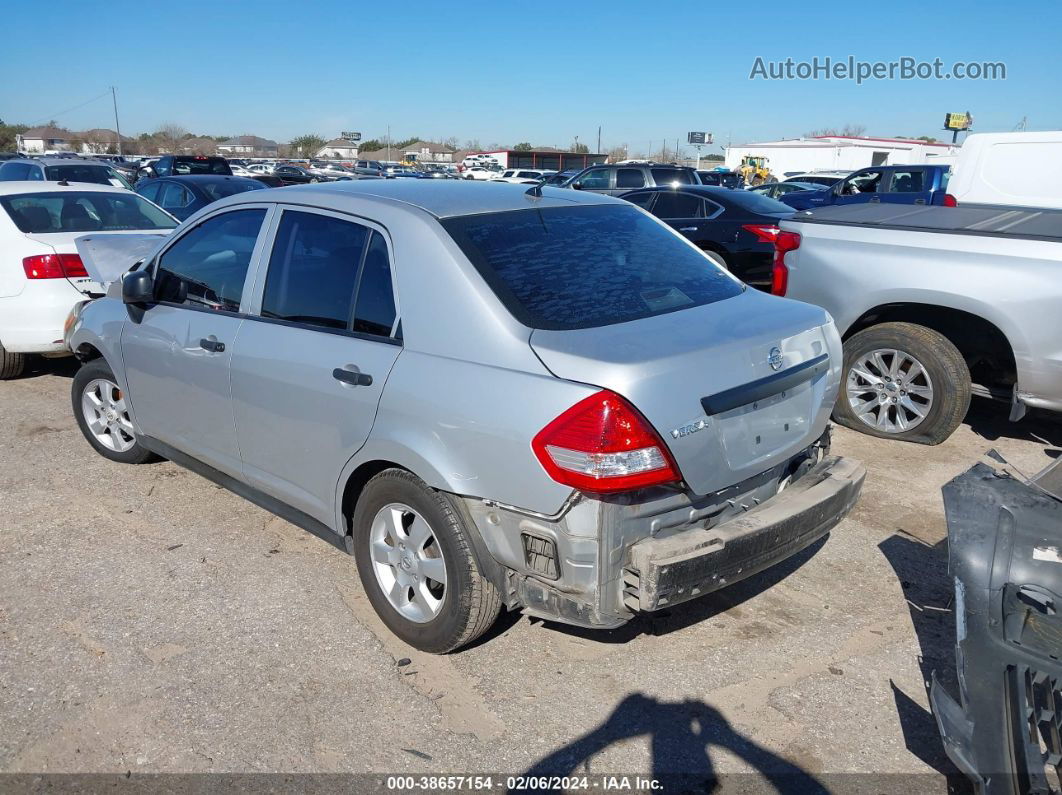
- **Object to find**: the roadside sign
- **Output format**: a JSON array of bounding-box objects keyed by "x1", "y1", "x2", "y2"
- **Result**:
[
  {"x1": 342, "y1": 131, "x2": 362, "y2": 141},
  {"x1": 688, "y1": 131, "x2": 707, "y2": 144},
  {"x1": 943, "y1": 113, "x2": 972, "y2": 131}
]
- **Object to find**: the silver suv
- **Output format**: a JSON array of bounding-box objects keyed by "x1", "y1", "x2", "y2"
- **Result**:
[{"x1": 69, "y1": 181, "x2": 865, "y2": 652}]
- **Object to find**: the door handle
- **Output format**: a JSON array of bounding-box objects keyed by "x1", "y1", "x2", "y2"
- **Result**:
[
  {"x1": 679, "y1": 226, "x2": 698, "y2": 232},
  {"x1": 914, "y1": 198, "x2": 927, "y2": 204},
  {"x1": 333, "y1": 367, "x2": 373, "y2": 387},
  {"x1": 869, "y1": 197, "x2": 881, "y2": 203},
  {"x1": 199, "y1": 337, "x2": 225, "y2": 353}
]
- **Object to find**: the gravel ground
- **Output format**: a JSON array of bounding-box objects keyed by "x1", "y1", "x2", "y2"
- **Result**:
[{"x1": 1, "y1": 357, "x2": 1059, "y2": 790}]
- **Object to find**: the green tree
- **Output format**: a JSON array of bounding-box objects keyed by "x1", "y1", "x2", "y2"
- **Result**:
[
  {"x1": 0, "y1": 119, "x2": 28, "y2": 151},
  {"x1": 290, "y1": 134, "x2": 327, "y2": 158},
  {"x1": 358, "y1": 139, "x2": 384, "y2": 152},
  {"x1": 571, "y1": 142, "x2": 589, "y2": 154},
  {"x1": 513, "y1": 142, "x2": 533, "y2": 151}
]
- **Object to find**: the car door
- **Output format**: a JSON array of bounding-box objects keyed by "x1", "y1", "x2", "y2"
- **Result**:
[
  {"x1": 649, "y1": 190, "x2": 707, "y2": 241},
  {"x1": 121, "y1": 205, "x2": 272, "y2": 478},
  {"x1": 834, "y1": 169, "x2": 884, "y2": 205},
  {"x1": 229, "y1": 207, "x2": 403, "y2": 524},
  {"x1": 880, "y1": 167, "x2": 929, "y2": 205}
]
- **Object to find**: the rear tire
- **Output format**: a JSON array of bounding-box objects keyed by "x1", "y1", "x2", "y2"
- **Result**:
[
  {"x1": 72, "y1": 358, "x2": 158, "y2": 464},
  {"x1": 833, "y1": 322, "x2": 970, "y2": 445},
  {"x1": 352, "y1": 469, "x2": 501, "y2": 653},
  {"x1": 698, "y1": 248, "x2": 729, "y2": 271},
  {"x1": 0, "y1": 342, "x2": 26, "y2": 379}
]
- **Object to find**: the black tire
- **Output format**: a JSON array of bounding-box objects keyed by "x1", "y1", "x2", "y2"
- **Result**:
[
  {"x1": 72, "y1": 358, "x2": 158, "y2": 464},
  {"x1": 834, "y1": 322, "x2": 971, "y2": 445},
  {"x1": 352, "y1": 469, "x2": 501, "y2": 653},
  {"x1": 698, "y1": 247, "x2": 729, "y2": 271},
  {"x1": 0, "y1": 342, "x2": 26, "y2": 379}
]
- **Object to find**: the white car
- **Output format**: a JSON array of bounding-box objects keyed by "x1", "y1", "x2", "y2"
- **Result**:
[
  {"x1": 244, "y1": 163, "x2": 274, "y2": 175},
  {"x1": 490, "y1": 168, "x2": 556, "y2": 184},
  {"x1": 229, "y1": 164, "x2": 256, "y2": 176},
  {"x1": 463, "y1": 166, "x2": 499, "y2": 181},
  {"x1": 0, "y1": 182, "x2": 177, "y2": 378}
]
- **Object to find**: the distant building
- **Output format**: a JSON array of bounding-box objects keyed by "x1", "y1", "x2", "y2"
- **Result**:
[
  {"x1": 724, "y1": 135, "x2": 958, "y2": 178},
  {"x1": 217, "y1": 135, "x2": 279, "y2": 157},
  {"x1": 79, "y1": 128, "x2": 133, "y2": 154},
  {"x1": 316, "y1": 138, "x2": 360, "y2": 159},
  {"x1": 17, "y1": 126, "x2": 74, "y2": 153},
  {"x1": 358, "y1": 141, "x2": 457, "y2": 164}
]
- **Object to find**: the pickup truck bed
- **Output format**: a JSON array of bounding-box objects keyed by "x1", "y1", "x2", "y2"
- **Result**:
[{"x1": 778, "y1": 203, "x2": 1062, "y2": 443}]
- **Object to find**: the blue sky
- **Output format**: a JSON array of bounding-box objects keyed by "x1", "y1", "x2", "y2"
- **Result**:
[{"x1": 2, "y1": 0, "x2": 1058, "y2": 154}]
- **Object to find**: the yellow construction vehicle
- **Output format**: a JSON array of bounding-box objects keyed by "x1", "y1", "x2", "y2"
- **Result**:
[{"x1": 738, "y1": 156, "x2": 771, "y2": 186}]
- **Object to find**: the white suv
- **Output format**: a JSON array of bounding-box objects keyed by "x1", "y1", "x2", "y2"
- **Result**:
[
  {"x1": 491, "y1": 169, "x2": 556, "y2": 184},
  {"x1": 0, "y1": 182, "x2": 176, "y2": 377}
]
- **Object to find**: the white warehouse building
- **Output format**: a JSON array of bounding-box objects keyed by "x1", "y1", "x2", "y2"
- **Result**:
[{"x1": 724, "y1": 135, "x2": 958, "y2": 178}]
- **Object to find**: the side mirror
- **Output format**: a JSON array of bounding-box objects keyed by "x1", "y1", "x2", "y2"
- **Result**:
[
  {"x1": 139, "y1": 166, "x2": 157, "y2": 179},
  {"x1": 571, "y1": 182, "x2": 583, "y2": 190},
  {"x1": 122, "y1": 270, "x2": 154, "y2": 304}
]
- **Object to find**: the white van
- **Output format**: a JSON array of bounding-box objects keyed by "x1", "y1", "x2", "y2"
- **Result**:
[{"x1": 948, "y1": 131, "x2": 1062, "y2": 208}]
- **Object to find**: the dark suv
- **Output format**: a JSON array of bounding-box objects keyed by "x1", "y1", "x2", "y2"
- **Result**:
[
  {"x1": 562, "y1": 162, "x2": 700, "y2": 196},
  {"x1": 143, "y1": 155, "x2": 232, "y2": 179}
]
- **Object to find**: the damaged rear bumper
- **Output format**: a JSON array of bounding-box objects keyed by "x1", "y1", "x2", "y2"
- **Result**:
[{"x1": 625, "y1": 455, "x2": 865, "y2": 612}]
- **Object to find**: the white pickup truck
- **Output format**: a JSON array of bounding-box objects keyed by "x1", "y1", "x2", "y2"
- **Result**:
[{"x1": 775, "y1": 203, "x2": 1062, "y2": 443}]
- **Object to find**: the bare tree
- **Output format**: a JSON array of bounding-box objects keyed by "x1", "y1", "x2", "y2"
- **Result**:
[
  {"x1": 804, "y1": 123, "x2": 867, "y2": 138},
  {"x1": 841, "y1": 123, "x2": 867, "y2": 137},
  {"x1": 156, "y1": 123, "x2": 188, "y2": 153}
]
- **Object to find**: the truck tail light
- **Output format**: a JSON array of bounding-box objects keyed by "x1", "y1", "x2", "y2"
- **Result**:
[
  {"x1": 772, "y1": 231, "x2": 801, "y2": 296},
  {"x1": 942, "y1": 193, "x2": 958, "y2": 207},
  {"x1": 23, "y1": 253, "x2": 88, "y2": 280},
  {"x1": 532, "y1": 390, "x2": 680, "y2": 494},
  {"x1": 742, "y1": 223, "x2": 780, "y2": 243}
]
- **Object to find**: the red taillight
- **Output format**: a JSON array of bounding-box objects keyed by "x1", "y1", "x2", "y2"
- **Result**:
[
  {"x1": 771, "y1": 230, "x2": 800, "y2": 296},
  {"x1": 23, "y1": 253, "x2": 88, "y2": 280},
  {"x1": 741, "y1": 223, "x2": 780, "y2": 243},
  {"x1": 532, "y1": 390, "x2": 680, "y2": 494},
  {"x1": 942, "y1": 193, "x2": 958, "y2": 207}
]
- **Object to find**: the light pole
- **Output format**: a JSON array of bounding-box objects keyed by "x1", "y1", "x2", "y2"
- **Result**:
[{"x1": 110, "y1": 86, "x2": 123, "y2": 157}]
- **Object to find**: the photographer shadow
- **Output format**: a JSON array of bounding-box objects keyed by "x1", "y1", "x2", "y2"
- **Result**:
[{"x1": 522, "y1": 692, "x2": 827, "y2": 793}]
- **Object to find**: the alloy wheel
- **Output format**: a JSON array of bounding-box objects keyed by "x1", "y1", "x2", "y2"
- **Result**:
[
  {"x1": 81, "y1": 378, "x2": 136, "y2": 452},
  {"x1": 846, "y1": 348, "x2": 934, "y2": 433},
  {"x1": 369, "y1": 503, "x2": 447, "y2": 623}
]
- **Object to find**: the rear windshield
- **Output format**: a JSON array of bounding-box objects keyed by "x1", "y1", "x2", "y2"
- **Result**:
[
  {"x1": 172, "y1": 158, "x2": 232, "y2": 175},
  {"x1": 720, "y1": 190, "x2": 795, "y2": 215},
  {"x1": 442, "y1": 205, "x2": 742, "y2": 330},
  {"x1": 199, "y1": 179, "x2": 266, "y2": 201},
  {"x1": 1, "y1": 191, "x2": 177, "y2": 233},
  {"x1": 45, "y1": 164, "x2": 131, "y2": 189}
]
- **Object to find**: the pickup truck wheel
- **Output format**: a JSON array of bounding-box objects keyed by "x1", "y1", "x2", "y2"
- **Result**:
[
  {"x1": 0, "y1": 342, "x2": 26, "y2": 379},
  {"x1": 71, "y1": 359, "x2": 158, "y2": 464},
  {"x1": 834, "y1": 322, "x2": 970, "y2": 445},
  {"x1": 352, "y1": 469, "x2": 501, "y2": 653}
]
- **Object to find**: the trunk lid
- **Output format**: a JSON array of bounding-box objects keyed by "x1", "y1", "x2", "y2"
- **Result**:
[{"x1": 529, "y1": 289, "x2": 838, "y2": 496}]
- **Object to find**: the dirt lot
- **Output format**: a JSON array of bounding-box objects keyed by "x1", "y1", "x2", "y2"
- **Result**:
[{"x1": 1, "y1": 358, "x2": 1059, "y2": 789}]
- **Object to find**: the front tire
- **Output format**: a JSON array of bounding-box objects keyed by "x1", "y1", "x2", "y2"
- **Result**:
[
  {"x1": 352, "y1": 469, "x2": 501, "y2": 653},
  {"x1": 72, "y1": 359, "x2": 157, "y2": 464},
  {"x1": 0, "y1": 342, "x2": 26, "y2": 379},
  {"x1": 833, "y1": 322, "x2": 970, "y2": 445}
]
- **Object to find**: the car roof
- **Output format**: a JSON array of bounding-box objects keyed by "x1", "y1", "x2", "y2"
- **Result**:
[
  {"x1": 224, "y1": 178, "x2": 622, "y2": 219},
  {"x1": 4, "y1": 157, "x2": 113, "y2": 167},
  {"x1": 0, "y1": 180, "x2": 132, "y2": 197}
]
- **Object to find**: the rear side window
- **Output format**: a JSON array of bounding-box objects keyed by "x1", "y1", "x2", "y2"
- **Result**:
[
  {"x1": 0, "y1": 162, "x2": 32, "y2": 180},
  {"x1": 154, "y1": 208, "x2": 265, "y2": 312},
  {"x1": 157, "y1": 182, "x2": 194, "y2": 211},
  {"x1": 261, "y1": 211, "x2": 369, "y2": 330},
  {"x1": 442, "y1": 205, "x2": 742, "y2": 331},
  {"x1": 616, "y1": 168, "x2": 645, "y2": 188},
  {"x1": 888, "y1": 169, "x2": 925, "y2": 193},
  {"x1": 353, "y1": 232, "x2": 397, "y2": 337},
  {"x1": 651, "y1": 192, "x2": 704, "y2": 218},
  {"x1": 651, "y1": 168, "x2": 693, "y2": 186}
]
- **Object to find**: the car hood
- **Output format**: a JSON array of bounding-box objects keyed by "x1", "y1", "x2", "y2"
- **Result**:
[{"x1": 73, "y1": 232, "x2": 172, "y2": 285}]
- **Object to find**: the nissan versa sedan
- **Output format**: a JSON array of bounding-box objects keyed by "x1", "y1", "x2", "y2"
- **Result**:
[{"x1": 67, "y1": 180, "x2": 865, "y2": 653}]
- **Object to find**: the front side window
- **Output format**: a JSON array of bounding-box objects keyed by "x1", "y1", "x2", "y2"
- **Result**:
[
  {"x1": 616, "y1": 168, "x2": 646, "y2": 189},
  {"x1": 261, "y1": 211, "x2": 369, "y2": 330},
  {"x1": 154, "y1": 208, "x2": 265, "y2": 312},
  {"x1": 575, "y1": 168, "x2": 610, "y2": 190},
  {"x1": 1, "y1": 191, "x2": 177, "y2": 233},
  {"x1": 841, "y1": 170, "x2": 883, "y2": 195},
  {"x1": 443, "y1": 205, "x2": 742, "y2": 331}
]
